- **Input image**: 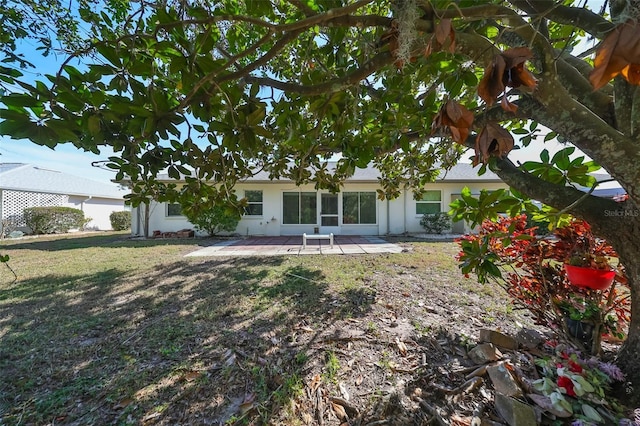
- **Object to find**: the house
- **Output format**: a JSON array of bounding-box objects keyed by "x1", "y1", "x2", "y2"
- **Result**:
[
  {"x1": 129, "y1": 162, "x2": 508, "y2": 237},
  {"x1": 0, "y1": 163, "x2": 128, "y2": 233}
]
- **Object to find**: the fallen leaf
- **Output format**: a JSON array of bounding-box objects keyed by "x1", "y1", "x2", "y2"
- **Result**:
[
  {"x1": 182, "y1": 370, "x2": 200, "y2": 382},
  {"x1": 239, "y1": 393, "x2": 256, "y2": 415},
  {"x1": 309, "y1": 373, "x2": 322, "y2": 392},
  {"x1": 396, "y1": 337, "x2": 408, "y2": 356},
  {"x1": 301, "y1": 412, "x2": 313, "y2": 424},
  {"x1": 590, "y1": 19, "x2": 640, "y2": 89},
  {"x1": 474, "y1": 122, "x2": 514, "y2": 163},
  {"x1": 114, "y1": 398, "x2": 134, "y2": 409},
  {"x1": 331, "y1": 401, "x2": 348, "y2": 420},
  {"x1": 355, "y1": 375, "x2": 364, "y2": 386},
  {"x1": 450, "y1": 414, "x2": 472, "y2": 425},
  {"x1": 528, "y1": 393, "x2": 572, "y2": 417}
]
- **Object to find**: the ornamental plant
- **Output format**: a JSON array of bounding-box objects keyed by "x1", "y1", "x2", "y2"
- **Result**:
[
  {"x1": 531, "y1": 345, "x2": 628, "y2": 423},
  {"x1": 457, "y1": 215, "x2": 630, "y2": 354},
  {"x1": 419, "y1": 212, "x2": 452, "y2": 234}
]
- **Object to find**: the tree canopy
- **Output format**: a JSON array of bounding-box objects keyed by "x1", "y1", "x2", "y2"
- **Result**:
[{"x1": 2, "y1": 0, "x2": 640, "y2": 401}]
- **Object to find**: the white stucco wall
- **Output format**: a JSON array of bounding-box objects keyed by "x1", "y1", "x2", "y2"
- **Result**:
[
  {"x1": 131, "y1": 180, "x2": 508, "y2": 237},
  {"x1": 68, "y1": 195, "x2": 126, "y2": 230}
]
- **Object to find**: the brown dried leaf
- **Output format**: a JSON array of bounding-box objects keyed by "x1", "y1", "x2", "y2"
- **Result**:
[
  {"x1": 114, "y1": 398, "x2": 134, "y2": 409},
  {"x1": 432, "y1": 100, "x2": 474, "y2": 144},
  {"x1": 590, "y1": 19, "x2": 640, "y2": 90},
  {"x1": 478, "y1": 55, "x2": 507, "y2": 106},
  {"x1": 478, "y1": 47, "x2": 537, "y2": 105},
  {"x1": 331, "y1": 401, "x2": 348, "y2": 420},
  {"x1": 355, "y1": 375, "x2": 364, "y2": 386},
  {"x1": 301, "y1": 412, "x2": 313, "y2": 424},
  {"x1": 500, "y1": 95, "x2": 518, "y2": 113},
  {"x1": 435, "y1": 19, "x2": 452, "y2": 45},
  {"x1": 528, "y1": 393, "x2": 572, "y2": 417},
  {"x1": 396, "y1": 337, "x2": 408, "y2": 356},
  {"x1": 475, "y1": 123, "x2": 514, "y2": 163},
  {"x1": 309, "y1": 373, "x2": 322, "y2": 392},
  {"x1": 239, "y1": 393, "x2": 257, "y2": 415},
  {"x1": 182, "y1": 370, "x2": 200, "y2": 382}
]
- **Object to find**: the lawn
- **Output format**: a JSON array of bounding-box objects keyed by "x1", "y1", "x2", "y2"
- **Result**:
[{"x1": 0, "y1": 232, "x2": 531, "y2": 425}]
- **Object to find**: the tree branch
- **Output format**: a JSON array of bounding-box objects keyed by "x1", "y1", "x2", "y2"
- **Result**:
[
  {"x1": 507, "y1": 0, "x2": 613, "y2": 38},
  {"x1": 492, "y1": 156, "x2": 621, "y2": 223},
  {"x1": 243, "y1": 51, "x2": 394, "y2": 96},
  {"x1": 276, "y1": 0, "x2": 375, "y2": 32}
]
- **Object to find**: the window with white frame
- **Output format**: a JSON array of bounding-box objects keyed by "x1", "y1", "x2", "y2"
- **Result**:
[
  {"x1": 342, "y1": 192, "x2": 376, "y2": 224},
  {"x1": 416, "y1": 190, "x2": 442, "y2": 215},
  {"x1": 283, "y1": 192, "x2": 317, "y2": 224},
  {"x1": 167, "y1": 203, "x2": 183, "y2": 217},
  {"x1": 244, "y1": 190, "x2": 263, "y2": 216}
]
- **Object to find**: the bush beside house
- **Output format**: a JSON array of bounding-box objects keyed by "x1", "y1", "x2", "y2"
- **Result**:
[
  {"x1": 420, "y1": 212, "x2": 452, "y2": 234},
  {"x1": 23, "y1": 207, "x2": 87, "y2": 234},
  {"x1": 110, "y1": 211, "x2": 131, "y2": 231},
  {"x1": 183, "y1": 204, "x2": 241, "y2": 237}
]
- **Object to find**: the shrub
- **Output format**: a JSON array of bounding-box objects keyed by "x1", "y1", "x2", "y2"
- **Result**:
[
  {"x1": 457, "y1": 215, "x2": 630, "y2": 354},
  {"x1": 419, "y1": 212, "x2": 452, "y2": 234},
  {"x1": 110, "y1": 211, "x2": 131, "y2": 231},
  {"x1": 23, "y1": 207, "x2": 85, "y2": 234},
  {"x1": 183, "y1": 204, "x2": 241, "y2": 236}
]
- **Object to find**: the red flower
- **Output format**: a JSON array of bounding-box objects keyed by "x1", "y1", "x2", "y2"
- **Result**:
[
  {"x1": 568, "y1": 360, "x2": 583, "y2": 374},
  {"x1": 557, "y1": 376, "x2": 576, "y2": 397}
]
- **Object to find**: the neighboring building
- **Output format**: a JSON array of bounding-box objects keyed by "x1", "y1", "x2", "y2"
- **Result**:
[
  {"x1": 130, "y1": 162, "x2": 509, "y2": 237},
  {"x1": 0, "y1": 163, "x2": 128, "y2": 233}
]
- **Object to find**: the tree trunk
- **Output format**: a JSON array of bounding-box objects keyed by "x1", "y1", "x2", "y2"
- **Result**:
[
  {"x1": 143, "y1": 201, "x2": 150, "y2": 238},
  {"x1": 594, "y1": 212, "x2": 640, "y2": 406}
]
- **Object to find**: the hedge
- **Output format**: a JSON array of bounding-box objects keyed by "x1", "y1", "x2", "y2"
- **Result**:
[
  {"x1": 23, "y1": 207, "x2": 86, "y2": 234},
  {"x1": 110, "y1": 211, "x2": 131, "y2": 231}
]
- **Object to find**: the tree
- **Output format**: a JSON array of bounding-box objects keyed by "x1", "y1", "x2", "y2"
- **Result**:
[
  {"x1": 2, "y1": 0, "x2": 640, "y2": 401},
  {"x1": 182, "y1": 203, "x2": 242, "y2": 236}
]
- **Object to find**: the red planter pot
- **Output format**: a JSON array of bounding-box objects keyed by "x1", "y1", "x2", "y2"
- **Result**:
[{"x1": 564, "y1": 264, "x2": 615, "y2": 290}]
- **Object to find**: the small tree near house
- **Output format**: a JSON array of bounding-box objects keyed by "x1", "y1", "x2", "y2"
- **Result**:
[{"x1": 181, "y1": 203, "x2": 241, "y2": 237}]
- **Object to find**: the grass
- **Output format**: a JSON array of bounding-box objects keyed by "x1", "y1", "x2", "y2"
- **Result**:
[{"x1": 0, "y1": 231, "x2": 524, "y2": 425}]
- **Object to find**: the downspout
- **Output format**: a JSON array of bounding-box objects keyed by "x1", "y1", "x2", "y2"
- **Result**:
[
  {"x1": 403, "y1": 187, "x2": 407, "y2": 234},
  {"x1": 81, "y1": 196, "x2": 92, "y2": 229},
  {"x1": 386, "y1": 197, "x2": 390, "y2": 235},
  {"x1": 81, "y1": 196, "x2": 92, "y2": 211}
]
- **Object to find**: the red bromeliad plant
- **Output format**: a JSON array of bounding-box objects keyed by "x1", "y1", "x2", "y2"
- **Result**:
[{"x1": 457, "y1": 215, "x2": 630, "y2": 354}]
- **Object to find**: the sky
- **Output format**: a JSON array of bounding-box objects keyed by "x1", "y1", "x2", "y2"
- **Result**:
[{"x1": 0, "y1": 1, "x2": 605, "y2": 187}]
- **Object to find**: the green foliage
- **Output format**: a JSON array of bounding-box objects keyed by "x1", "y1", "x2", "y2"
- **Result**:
[
  {"x1": 419, "y1": 212, "x2": 452, "y2": 234},
  {"x1": 181, "y1": 203, "x2": 241, "y2": 237},
  {"x1": 521, "y1": 147, "x2": 601, "y2": 188},
  {"x1": 23, "y1": 207, "x2": 85, "y2": 234},
  {"x1": 109, "y1": 210, "x2": 131, "y2": 231},
  {"x1": 457, "y1": 216, "x2": 630, "y2": 354}
]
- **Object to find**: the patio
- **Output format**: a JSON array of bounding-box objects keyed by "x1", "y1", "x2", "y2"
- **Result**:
[{"x1": 185, "y1": 235, "x2": 405, "y2": 257}]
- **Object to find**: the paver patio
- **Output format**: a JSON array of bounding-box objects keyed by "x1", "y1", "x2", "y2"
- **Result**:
[{"x1": 185, "y1": 235, "x2": 405, "y2": 257}]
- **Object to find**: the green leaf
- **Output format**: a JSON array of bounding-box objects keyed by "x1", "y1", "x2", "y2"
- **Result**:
[
  {"x1": 581, "y1": 404, "x2": 603, "y2": 422},
  {"x1": 540, "y1": 149, "x2": 550, "y2": 163}
]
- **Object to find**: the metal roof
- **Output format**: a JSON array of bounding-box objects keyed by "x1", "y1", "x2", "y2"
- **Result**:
[
  {"x1": 0, "y1": 163, "x2": 127, "y2": 199},
  {"x1": 154, "y1": 162, "x2": 503, "y2": 183}
]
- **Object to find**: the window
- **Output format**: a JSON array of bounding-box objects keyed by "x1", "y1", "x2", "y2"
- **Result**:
[
  {"x1": 416, "y1": 190, "x2": 442, "y2": 215},
  {"x1": 283, "y1": 192, "x2": 317, "y2": 224},
  {"x1": 244, "y1": 190, "x2": 263, "y2": 216},
  {"x1": 342, "y1": 192, "x2": 376, "y2": 224},
  {"x1": 167, "y1": 203, "x2": 183, "y2": 217}
]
